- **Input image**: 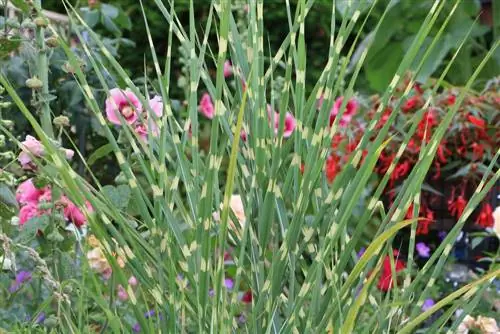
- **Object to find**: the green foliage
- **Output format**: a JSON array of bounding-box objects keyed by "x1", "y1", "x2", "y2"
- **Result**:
[{"x1": 0, "y1": 0, "x2": 498, "y2": 332}]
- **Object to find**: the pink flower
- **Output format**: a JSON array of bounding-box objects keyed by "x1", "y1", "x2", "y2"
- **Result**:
[
  {"x1": 61, "y1": 196, "x2": 92, "y2": 227},
  {"x1": 198, "y1": 93, "x2": 215, "y2": 119},
  {"x1": 223, "y1": 60, "x2": 233, "y2": 78},
  {"x1": 64, "y1": 149, "x2": 74, "y2": 160},
  {"x1": 19, "y1": 203, "x2": 40, "y2": 225},
  {"x1": 117, "y1": 284, "x2": 129, "y2": 301},
  {"x1": 282, "y1": 112, "x2": 296, "y2": 138},
  {"x1": 329, "y1": 97, "x2": 358, "y2": 127},
  {"x1": 18, "y1": 135, "x2": 44, "y2": 169},
  {"x1": 268, "y1": 106, "x2": 296, "y2": 138},
  {"x1": 148, "y1": 96, "x2": 163, "y2": 117},
  {"x1": 134, "y1": 122, "x2": 159, "y2": 141},
  {"x1": 105, "y1": 88, "x2": 142, "y2": 125},
  {"x1": 134, "y1": 124, "x2": 149, "y2": 141},
  {"x1": 16, "y1": 179, "x2": 43, "y2": 205},
  {"x1": 128, "y1": 276, "x2": 138, "y2": 287},
  {"x1": 240, "y1": 130, "x2": 248, "y2": 142}
]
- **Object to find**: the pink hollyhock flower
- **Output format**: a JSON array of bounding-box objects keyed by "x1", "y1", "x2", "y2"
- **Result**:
[
  {"x1": 117, "y1": 284, "x2": 129, "y2": 301},
  {"x1": 329, "y1": 97, "x2": 358, "y2": 127},
  {"x1": 19, "y1": 203, "x2": 40, "y2": 225},
  {"x1": 64, "y1": 149, "x2": 74, "y2": 160},
  {"x1": 134, "y1": 122, "x2": 160, "y2": 141},
  {"x1": 105, "y1": 88, "x2": 142, "y2": 125},
  {"x1": 16, "y1": 179, "x2": 43, "y2": 205},
  {"x1": 269, "y1": 108, "x2": 296, "y2": 138},
  {"x1": 240, "y1": 130, "x2": 248, "y2": 142},
  {"x1": 134, "y1": 124, "x2": 149, "y2": 141},
  {"x1": 18, "y1": 135, "x2": 44, "y2": 169},
  {"x1": 223, "y1": 60, "x2": 233, "y2": 78},
  {"x1": 128, "y1": 276, "x2": 138, "y2": 287},
  {"x1": 61, "y1": 196, "x2": 92, "y2": 227},
  {"x1": 198, "y1": 93, "x2": 215, "y2": 119},
  {"x1": 148, "y1": 96, "x2": 163, "y2": 117}
]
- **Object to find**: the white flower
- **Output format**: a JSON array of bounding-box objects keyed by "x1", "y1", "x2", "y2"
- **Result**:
[
  {"x1": 476, "y1": 316, "x2": 499, "y2": 334},
  {"x1": 0, "y1": 256, "x2": 13, "y2": 271},
  {"x1": 457, "y1": 315, "x2": 476, "y2": 334},
  {"x1": 493, "y1": 206, "x2": 500, "y2": 239}
]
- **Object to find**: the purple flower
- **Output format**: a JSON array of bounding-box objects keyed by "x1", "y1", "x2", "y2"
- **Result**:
[
  {"x1": 209, "y1": 289, "x2": 215, "y2": 297},
  {"x1": 237, "y1": 314, "x2": 246, "y2": 324},
  {"x1": 357, "y1": 247, "x2": 366, "y2": 258},
  {"x1": 144, "y1": 310, "x2": 155, "y2": 319},
  {"x1": 132, "y1": 323, "x2": 141, "y2": 332},
  {"x1": 416, "y1": 242, "x2": 430, "y2": 258},
  {"x1": 35, "y1": 312, "x2": 46, "y2": 324},
  {"x1": 438, "y1": 231, "x2": 447, "y2": 240},
  {"x1": 224, "y1": 278, "x2": 234, "y2": 290},
  {"x1": 9, "y1": 271, "x2": 32, "y2": 292},
  {"x1": 422, "y1": 298, "x2": 435, "y2": 312}
]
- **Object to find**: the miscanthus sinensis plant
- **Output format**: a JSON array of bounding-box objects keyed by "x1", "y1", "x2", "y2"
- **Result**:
[{"x1": 1, "y1": 0, "x2": 499, "y2": 332}]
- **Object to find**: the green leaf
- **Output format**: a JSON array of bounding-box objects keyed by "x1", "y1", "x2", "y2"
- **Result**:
[
  {"x1": 87, "y1": 143, "x2": 113, "y2": 166},
  {"x1": 9, "y1": 0, "x2": 30, "y2": 13},
  {"x1": 15, "y1": 216, "x2": 49, "y2": 244},
  {"x1": 0, "y1": 183, "x2": 18, "y2": 209},
  {"x1": 101, "y1": 185, "x2": 131, "y2": 209},
  {"x1": 80, "y1": 8, "x2": 100, "y2": 28},
  {"x1": 101, "y1": 15, "x2": 121, "y2": 36},
  {"x1": 100, "y1": 4, "x2": 119, "y2": 19},
  {"x1": 0, "y1": 37, "x2": 21, "y2": 59},
  {"x1": 365, "y1": 42, "x2": 404, "y2": 91}
]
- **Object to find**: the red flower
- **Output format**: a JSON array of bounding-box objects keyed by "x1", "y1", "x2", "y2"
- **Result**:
[
  {"x1": 377, "y1": 250, "x2": 406, "y2": 291},
  {"x1": 331, "y1": 134, "x2": 344, "y2": 149},
  {"x1": 393, "y1": 161, "x2": 411, "y2": 181},
  {"x1": 436, "y1": 142, "x2": 451, "y2": 164},
  {"x1": 325, "y1": 155, "x2": 339, "y2": 183},
  {"x1": 300, "y1": 163, "x2": 305, "y2": 175},
  {"x1": 467, "y1": 114, "x2": 486, "y2": 129},
  {"x1": 417, "y1": 207, "x2": 434, "y2": 235},
  {"x1": 470, "y1": 142, "x2": 484, "y2": 161},
  {"x1": 401, "y1": 96, "x2": 422, "y2": 113},
  {"x1": 241, "y1": 290, "x2": 252, "y2": 303},
  {"x1": 448, "y1": 193, "x2": 467, "y2": 219},
  {"x1": 475, "y1": 203, "x2": 493, "y2": 228},
  {"x1": 447, "y1": 94, "x2": 456, "y2": 105}
]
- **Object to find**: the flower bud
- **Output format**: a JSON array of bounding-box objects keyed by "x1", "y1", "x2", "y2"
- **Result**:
[
  {"x1": 26, "y1": 77, "x2": 43, "y2": 89},
  {"x1": 21, "y1": 19, "x2": 36, "y2": 30},
  {"x1": 53, "y1": 115, "x2": 70, "y2": 128},
  {"x1": 63, "y1": 285, "x2": 73, "y2": 294},
  {"x1": 1, "y1": 120, "x2": 14, "y2": 130},
  {"x1": 34, "y1": 17, "x2": 48, "y2": 28},
  {"x1": 6, "y1": 18, "x2": 20, "y2": 29},
  {"x1": 114, "y1": 172, "x2": 127, "y2": 184},
  {"x1": 45, "y1": 36, "x2": 59, "y2": 48},
  {"x1": 11, "y1": 216, "x2": 20, "y2": 226}
]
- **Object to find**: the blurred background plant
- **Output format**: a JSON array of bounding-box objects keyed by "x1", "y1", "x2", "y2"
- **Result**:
[{"x1": 0, "y1": 0, "x2": 498, "y2": 332}]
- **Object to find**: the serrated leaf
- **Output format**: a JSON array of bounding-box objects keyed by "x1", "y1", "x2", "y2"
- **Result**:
[
  {"x1": 102, "y1": 185, "x2": 131, "y2": 209},
  {"x1": 0, "y1": 37, "x2": 21, "y2": 59},
  {"x1": 15, "y1": 216, "x2": 49, "y2": 244}
]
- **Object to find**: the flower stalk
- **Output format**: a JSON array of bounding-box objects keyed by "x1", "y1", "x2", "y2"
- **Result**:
[{"x1": 34, "y1": 0, "x2": 54, "y2": 139}]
